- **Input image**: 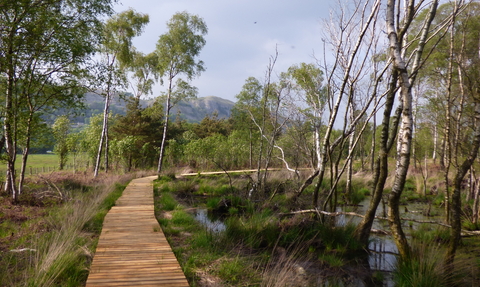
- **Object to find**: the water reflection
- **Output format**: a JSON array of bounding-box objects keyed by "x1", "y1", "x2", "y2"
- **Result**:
[
  {"x1": 193, "y1": 208, "x2": 226, "y2": 233},
  {"x1": 368, "y1": 237, "x2": 397, "y2": 272},
  {"x1": 193, "y1": 198, "x2": 445, "y2": 286}
]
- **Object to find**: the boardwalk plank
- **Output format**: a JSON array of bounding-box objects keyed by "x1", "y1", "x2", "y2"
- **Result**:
[{"x1": 86, "y1": 176, "x2": 189, "y2": 287}]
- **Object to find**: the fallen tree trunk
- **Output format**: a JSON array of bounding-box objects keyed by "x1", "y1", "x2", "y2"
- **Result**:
[{"x1": 281, "y1": 208, "x2": 480, "y2": 236}]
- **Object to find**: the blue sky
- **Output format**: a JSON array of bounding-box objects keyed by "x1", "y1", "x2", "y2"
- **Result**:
[{"x1": 114, "y1": 0, "x2": 332, "y2": 102}]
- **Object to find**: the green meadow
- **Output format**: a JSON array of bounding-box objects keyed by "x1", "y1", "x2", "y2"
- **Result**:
[{"x1": 0, "y1": 154, "x2": 79, "y2": 178}]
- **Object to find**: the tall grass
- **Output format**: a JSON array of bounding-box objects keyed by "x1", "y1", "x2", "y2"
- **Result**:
[
  {"x1": 262, "y1": 246, "x2": 310, "y2": 287},
  {"x1": 225, "y1": 210, "x2": 280, "y2": 249},
  {"x1": 393, "y1": 242, "x2": 449, "y2": 287},
  {"x1": 0, "y1": 172, "x2": 140, "y2": 287},
  {"x1": 28, "y1": 174, "x2": 132, "y2": 287}
]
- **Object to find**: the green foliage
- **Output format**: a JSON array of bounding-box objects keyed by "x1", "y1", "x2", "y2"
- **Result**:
[
  {"x1": 282, "y1": 62, "x2": 326, "y2": 110},
  {"x1": 462, "y1": 221, "x2": 480, "y2": 231},
  {"x1": 403, "y1": 178, "x2": 416, "y2": 192},
  {"x1": 318, "y1": 223, "x2": 362, "y2": 253},
  {"x1": 52, "y1": 116, "x2": 71, "y2": 170},
  {"x1": 433, "y1": 192, "x2": 445, "y2": 206},
  {"x1": 130, "y1": 51, "x2": 159, "y2": 97},
  {"x1": 81, "y1": 114, "x2": 104, "y2": 166},
  {"x1": 1, "y1": 0, "x2": 115, "y2": 198},
  {"x1": 103, "y1": 9, "x2": 150, "y2": 69},
  {"x1": 156, "y1": 11, "x2": 208, "y2": 80},
  {"x1": 228, "y1": 207, "x2": 239, "y2": 215},
  {"x1": 192, "y1": 112, "x2": 232, "y2": 138},
  {"x1": 198, "y1": 184, "x2": 231, "y2": 196},
  {"x1": 154, "y1": 11, "x2": 208, "y2": 172},
  {"x1": 110, "y1": 96, "x2": 163, "y2": 170},
  {"x1": 190, "y1": 230, "x2": 216, "y2": 250},
  {"x1": 400, "y1": 178, "x2": 421, "y2": 203}
]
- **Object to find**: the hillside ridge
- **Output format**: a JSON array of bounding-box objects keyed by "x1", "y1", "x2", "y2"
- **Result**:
[{"x1": 76, "y1": 93, "x2": 235, "y2": 124}]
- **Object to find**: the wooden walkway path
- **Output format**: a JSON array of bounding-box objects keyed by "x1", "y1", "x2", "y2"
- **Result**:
[{"x1": 86, "y1": 176, "x2": 189, "y2": 286}]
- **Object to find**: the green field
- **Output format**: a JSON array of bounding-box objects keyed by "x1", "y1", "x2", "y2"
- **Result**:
[{"x1": 0, "y1": 154, "x2": 80, "y2": 178}]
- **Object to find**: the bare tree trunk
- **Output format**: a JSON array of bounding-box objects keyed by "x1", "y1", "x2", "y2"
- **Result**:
[
  {"x1": 385, "y1": 0, "x2": 412, "y2": 258},
  {"x1": 446, "y1": 1, "x2": 474, "y2": 270},
  {"x1": 346, "y1": 98, "x2": 356, "y2": 197},
  {"x1": 446, "y1": 102, "x2": 480, "y2": 269},
  {"x1": 157, "y1": 79, "x2": 173, "y2": 174},
  {"x1": 473, "y1": 176, "x2": 480, "y2": 225},
  {"x1": 385, "y1": 0, "x2": 438, "y2": 259},
  {"x1": 442, "y1": 3, "x2": 460, "y2": 222},
  {"x1": 433, "y1": 123, "x2": 438, "y2": 163},
  {"x1": 18, "y1": 114, "x2": 33, "y2": 196},
  {"x1": 104, "y1": 118, "x2": 109, "y2": 173},
  {"x1": 370, "y1": 95, "x2": 377, "y2": 172},
  {"x1": 249, "y1": 126, "x2": 253, "y2": 169},
  {"x1": 356, "y1": 70, "x2": 401, "y2": 246},
  {"x1": 4, "y1": 39, "x2": 18, "y2": 202},
  {"x1": 246, "y1": 52, "x2": 290, "y2": 196},
  {"x1": 94, "y1": 92, "x2": 111, "y2": 177}
]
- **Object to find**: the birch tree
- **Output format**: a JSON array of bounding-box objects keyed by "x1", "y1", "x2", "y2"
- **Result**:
[
  {"x1": 155, "y1": 11, "x2": 207, "y2": 173},
  {"x1": 93, "y1": 9, "x2": 149, "y2": 177},
  {"x1": 441, "y1": 0, "x2": 480, "y2": 269},
  {"x1": 0, "y1": 0, "x2": 115, "y2": 201},
  {"x1": 282, "y1": 63, "x2": 327, "y2": 172},
  {"x1": 293, "y1": 0, "x2": 382, "y2": 211},
  {"x1": 346, "y1": 0, "x2": 442, "y2": 257}
]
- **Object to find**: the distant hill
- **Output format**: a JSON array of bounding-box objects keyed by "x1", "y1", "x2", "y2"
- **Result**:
[
  {"x1": 66, "y1": 93, "x2": 235, "y2": 126},
  {"x1": 171, "y1": 96, "x2": 235, "y2": 122}
]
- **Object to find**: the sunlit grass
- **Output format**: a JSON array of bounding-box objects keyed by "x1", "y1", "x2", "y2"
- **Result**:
[
  {"x1": 0, "y1": 172, "x2": 137, "y2": 287},
  {"x1": 28, "y1": 176, "x2": 131, "y2": 286}
]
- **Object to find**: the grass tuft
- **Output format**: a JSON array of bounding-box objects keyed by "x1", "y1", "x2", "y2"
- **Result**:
[
  {"x1": 393, "y1": 242, "x2": 448, "y2": 287},
  {"x1": 158, "y1": 192, "x2": 178, "y2": 211}
]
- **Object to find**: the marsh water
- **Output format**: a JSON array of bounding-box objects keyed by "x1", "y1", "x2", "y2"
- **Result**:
[
  {"x1": 193, "y1": 208, "x2": 226, "y2": 233},
  {"x1": 193, "y1": 198, "x2": 445, "y2": 286}
]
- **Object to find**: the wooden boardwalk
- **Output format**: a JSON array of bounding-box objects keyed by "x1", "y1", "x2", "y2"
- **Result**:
[{"x1": 86, "y1": 176, "x2": 189, "y2": 287}]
